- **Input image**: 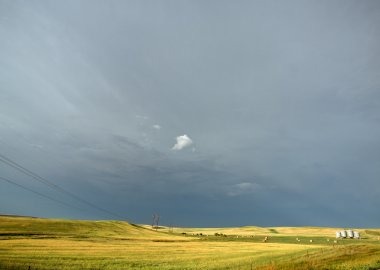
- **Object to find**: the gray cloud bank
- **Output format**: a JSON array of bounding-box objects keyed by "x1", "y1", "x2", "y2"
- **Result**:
[{"x1": 0, "y1": 0, "x2": 379, "y2": 227}]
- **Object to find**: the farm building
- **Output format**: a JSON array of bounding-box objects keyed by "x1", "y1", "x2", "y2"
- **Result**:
[{"x1": 335, "y1": 230, "x2": 360, "y2": 239}]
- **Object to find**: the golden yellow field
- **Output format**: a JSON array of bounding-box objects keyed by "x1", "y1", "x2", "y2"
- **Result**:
[
  {"x1": 1, "y1": 216, "x2": 380, "y2": 270},
  {"x1": 143, "y1": 225, "x2": 360, "y2": 237}
]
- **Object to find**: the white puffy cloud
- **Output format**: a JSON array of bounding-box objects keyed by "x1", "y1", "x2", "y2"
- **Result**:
[
  {"x1": 172, "y1": 134, "x2": 193, "y2": 150},
  {"x1": 152, "y1": 124, "x2": 161, "y2": 130}
]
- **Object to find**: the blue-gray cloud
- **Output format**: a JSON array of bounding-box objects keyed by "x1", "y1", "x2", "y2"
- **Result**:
[{"x1": 0, "y1": 0, "x2": 379, "y2": 227}]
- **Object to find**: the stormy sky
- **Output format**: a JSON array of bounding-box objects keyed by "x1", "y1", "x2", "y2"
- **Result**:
[{"x1": 1, "y1": 0, "x2": 379, "y2": 227}]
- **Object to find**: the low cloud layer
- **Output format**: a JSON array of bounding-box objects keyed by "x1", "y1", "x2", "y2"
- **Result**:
[{"x1": 227, "y1": 182, "x2": 261, "y2": 197}]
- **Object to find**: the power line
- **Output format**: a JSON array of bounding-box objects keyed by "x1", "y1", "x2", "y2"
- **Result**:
[
  {"x1": 0, "y1": 154, "x2": 124, "y2": 220},
  {"x1": 0, "y1": 176, "x2": 84, "y2": 211},
  {"x1": 0, "y1": 153, "x2": 125, "y2": 220}
]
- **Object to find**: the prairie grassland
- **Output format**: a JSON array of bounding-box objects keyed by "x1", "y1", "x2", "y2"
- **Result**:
[
  {"x1": 0, "y1": 238, "x2": 321, "y2": 270},
  {"x1": 0, "y1": 216, "x2": 187, "y2": 241},
  {"x1": 147, "y1": 225, "x2": 380, "y2": 239},
  {"x1": 255, "y1": 244, "x2": 380, "y2": 270},
  {"x1": 0, "y1": 216, "x2": 379, "y2": 270}
]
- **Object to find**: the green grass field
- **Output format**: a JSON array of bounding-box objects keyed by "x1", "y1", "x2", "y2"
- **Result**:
[{"x1": 0, "y1": 216, "x2": 379, "y2": 270}]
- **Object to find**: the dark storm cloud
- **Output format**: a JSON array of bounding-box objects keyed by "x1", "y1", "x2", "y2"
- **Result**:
[{"x1": 0, "y1": 0, "x2": 379, "y2": 227}]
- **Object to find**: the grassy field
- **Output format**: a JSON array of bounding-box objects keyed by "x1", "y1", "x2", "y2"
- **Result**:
[{"x1": 0, "y1": 216, "x2": 379, "y2": 270}]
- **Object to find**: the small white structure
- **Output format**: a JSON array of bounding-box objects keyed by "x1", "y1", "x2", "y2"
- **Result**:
[
  {"x1": 335, "y1": 230, "x2": 360, "y2": 239},
  {"x1": 353, "y1": 231, "x2": 360, "y2": 239}
]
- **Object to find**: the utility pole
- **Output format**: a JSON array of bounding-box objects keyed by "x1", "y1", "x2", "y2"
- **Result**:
[{"x1": 152, "y1": 213, "x2": 160, "y2": 230}]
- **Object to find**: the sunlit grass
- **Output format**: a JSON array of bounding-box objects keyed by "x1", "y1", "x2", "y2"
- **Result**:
[
  {"x1": 0, "y1": 238, "x2": 320, "y2": 269},
  {"x1": 1, "y1": 216, "x2": 379, "y2": 270}
]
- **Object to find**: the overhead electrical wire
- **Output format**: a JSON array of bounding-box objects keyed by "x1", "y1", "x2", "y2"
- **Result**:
[
  {"x1": 0, "y1": 153, "x2": 125, "y2": 220},
  {"x1": 0, "y1": 176, "x2": 84, "y2": 211}
]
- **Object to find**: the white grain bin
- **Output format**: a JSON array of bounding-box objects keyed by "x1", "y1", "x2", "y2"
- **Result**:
[
  {"x1": 335, "y1": 231, "x2": 341, "y2": 238},
  {"x1": 347, "y1": 230, "x2": 354, "y2": 238},
  {"x1": 353, "y1": 231, "x2": 360, "y2": 239},
  {"x1": 340, "y1": 230, "x2": 347, "y2": 238}
]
